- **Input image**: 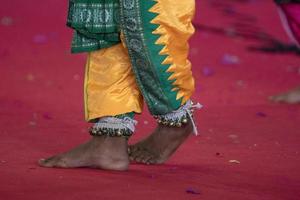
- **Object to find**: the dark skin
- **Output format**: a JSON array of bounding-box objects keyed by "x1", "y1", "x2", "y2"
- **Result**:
[
  {"x1": 128, "y1": 121, "x2": 193, "y2": 164},
  {"x1": 39, "y1": 136, "x2": 130, "y2": 171},
  {"x1": 39, "y1": 121, "x2": 193, "y2": 170}
]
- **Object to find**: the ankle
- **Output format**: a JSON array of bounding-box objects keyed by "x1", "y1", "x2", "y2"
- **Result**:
[{"x1": 91, "y1": 135, "x2": 128, "y2": 144}]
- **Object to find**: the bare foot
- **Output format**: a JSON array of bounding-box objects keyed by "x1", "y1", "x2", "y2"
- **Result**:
[
  {"x1": 270, "y1": 87, "x2": 300, "y2": 104},
  {"x1": 128, "y1": 121, "x2": 193, "y2": 165},
  {"x1": 39, "y1": 136, "x2": 129, "y2": 171}
]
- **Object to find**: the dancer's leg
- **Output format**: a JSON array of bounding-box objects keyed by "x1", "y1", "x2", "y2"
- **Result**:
[
  {"x1": 277, "y1": 3, "x2": 300, "y2": 47},
  {"x1": 39, "y1": 44, "x2": 143, "y2": 170},
  {"x1": 270, "y1": 2, "x2": 300, "y2": 104},
  {"x1": 119, "y1": 0, "x2": 199, "y2": 164}
]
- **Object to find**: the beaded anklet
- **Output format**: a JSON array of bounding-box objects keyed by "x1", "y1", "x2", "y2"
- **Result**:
[
  {"x1": 154, "y1": 100, "x2": 203, "y2": 135},
  {"x1": 89, "y1": 117, "x2": 137, "y2": 139}
]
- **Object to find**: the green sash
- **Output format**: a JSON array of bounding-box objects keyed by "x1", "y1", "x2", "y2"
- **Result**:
[{"x1": 67, "y1": 0, "x2": 121, "y2": 53}]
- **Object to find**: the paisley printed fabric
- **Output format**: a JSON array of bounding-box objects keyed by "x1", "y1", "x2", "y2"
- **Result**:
[{"x1": 67, "y1": 0, "x2": 121, "y2": 53}]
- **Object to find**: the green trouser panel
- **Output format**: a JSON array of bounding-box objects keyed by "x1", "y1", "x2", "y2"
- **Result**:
[{"x1": 119, "y1": 0, "x2": 182, "y2": 116}]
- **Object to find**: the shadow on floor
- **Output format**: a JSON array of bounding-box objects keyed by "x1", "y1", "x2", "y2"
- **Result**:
[{"x1": 194, "y1": 0, "x2": 300, "y2": 55}]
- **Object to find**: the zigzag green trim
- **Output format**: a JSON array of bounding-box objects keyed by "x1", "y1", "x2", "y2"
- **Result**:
[
  {"x1": 139, "y1": 0, "x2": 182, "y2": 109},
  {"x1": 119, "y1": 0, "x2": 181, "y2": 115}
]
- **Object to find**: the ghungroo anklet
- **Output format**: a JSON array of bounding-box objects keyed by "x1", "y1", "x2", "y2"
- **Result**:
[
  {"x1": 89, "y1": 117, "x2": 137, "y2": 138},
  {"x1": 154, "y1": 100, "x2": 202, "y2": 135}
]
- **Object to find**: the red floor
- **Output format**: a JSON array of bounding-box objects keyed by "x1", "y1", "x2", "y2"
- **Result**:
[{"x1": 1, "y1": 1, "x2": 300, "y2": 200}]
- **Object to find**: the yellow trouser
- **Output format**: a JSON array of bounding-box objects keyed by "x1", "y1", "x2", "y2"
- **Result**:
[{"x1": 84, "y1": 0, "x2": 196, "y2": 121}]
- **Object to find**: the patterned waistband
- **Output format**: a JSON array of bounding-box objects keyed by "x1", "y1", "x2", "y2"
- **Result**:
[
  {"x1": 67, "y1": 0, "x2": 121, "y2": 53},
  {"x1": 67, "y1": 0, "x2": 120, "y2": 33}
]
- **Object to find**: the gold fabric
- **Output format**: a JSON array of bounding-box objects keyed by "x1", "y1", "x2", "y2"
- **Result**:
[
  {"x1": 84, "y1": 43, "x2": 143, "y2": 121},
  {"x1": 84, "y1": 0, "x2": 195, "y2": 120}
]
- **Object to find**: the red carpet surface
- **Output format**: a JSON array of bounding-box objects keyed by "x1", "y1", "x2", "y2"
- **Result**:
[{"x1": 1, "y1": 0, "x2": 300, "y2": 200}]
